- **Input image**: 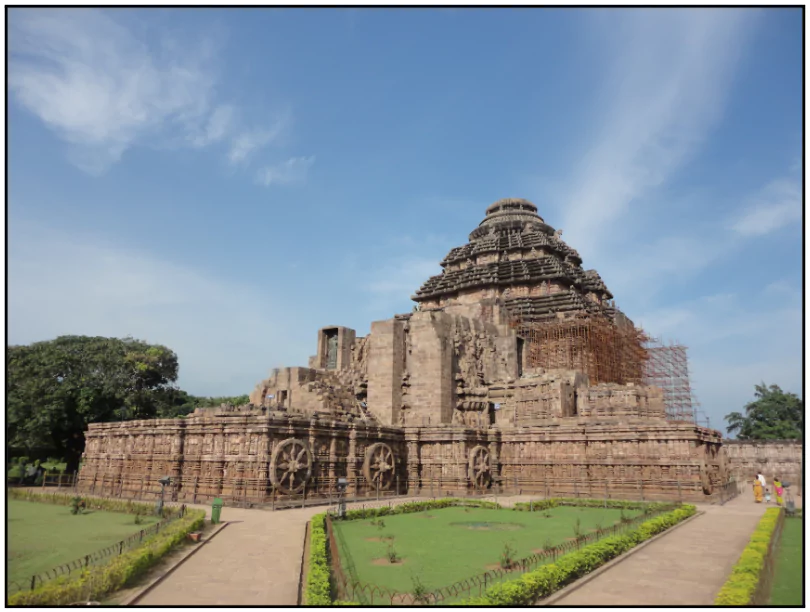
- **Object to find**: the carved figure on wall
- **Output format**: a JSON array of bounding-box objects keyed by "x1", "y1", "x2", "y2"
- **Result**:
[
  {"x1": 362, "y1": 442, "x2": 396, "y2": 490},
  {"x1": 469, "y1": 445, "x2": 492, "y2": 489},
  {"x1": 270, "y1": 438, "x2": 313, "y2": 494},
  {"x1": 554, "y1": 228, "x2": 563, "y2": 239}
]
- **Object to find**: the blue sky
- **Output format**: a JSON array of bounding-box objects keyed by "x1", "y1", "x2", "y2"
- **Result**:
[{"x1": 8, "y1": 8, "x2": 802, "y2": 432}]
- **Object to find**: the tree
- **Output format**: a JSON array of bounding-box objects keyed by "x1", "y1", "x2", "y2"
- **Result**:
[
  {"x1": 724, "y1": 383, "x2": 803, "y2": 440},
  {"x1": 7, "y1": 336, "x2": 179, "y2": 471}
]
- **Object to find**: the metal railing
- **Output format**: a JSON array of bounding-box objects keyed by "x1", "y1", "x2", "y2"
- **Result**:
[
  {"x1": 8, "y1": 505, "x2": 187, "y2": 594},
  {"x1": 325, "y1": 503, "x2": 676, "y2": 605}
]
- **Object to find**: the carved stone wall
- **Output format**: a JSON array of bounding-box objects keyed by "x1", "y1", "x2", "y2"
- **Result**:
[
  {"x1": 723, "y1": 440, "x2": 803, "y2": 485},
  {"x1": 78, "y1": 412, "x2": 406, "y2": 503},
  {"x1": 78, "y1": 413, "x2": 729, "y2": 504}
]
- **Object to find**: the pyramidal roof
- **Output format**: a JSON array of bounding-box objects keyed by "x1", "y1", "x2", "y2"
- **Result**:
[{"x1": 412, "y1": 198, "x2": 616, "y2": 322}]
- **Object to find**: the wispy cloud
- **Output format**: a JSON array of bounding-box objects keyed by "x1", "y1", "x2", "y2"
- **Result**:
[
  {"x1": 558, "y1": 10, "x2": 753, "y2": 259},
  {"x1": 8, "y1": 220, "x2": 312, "y2": 395},
  {"x1": 8, "y1": 9, "x2": 287, "y2": 175},
  {"x1": 256, "y1": 156, "x2": 315, "y2": 186},
  {"x1": 731, "y1": 176, "x2": 802, "y2": 236},
  {"x1": 228, "y1": 113, "x2": 291, "y2": 165}
]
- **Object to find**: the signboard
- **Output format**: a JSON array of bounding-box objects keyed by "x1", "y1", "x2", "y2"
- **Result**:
[{"x1": 494, "y1": 403, "x2": 501, "y2": 411}]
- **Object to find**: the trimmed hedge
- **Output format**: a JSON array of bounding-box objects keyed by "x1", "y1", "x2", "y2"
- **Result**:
[
  {"x1": 8, "y1": 509, "x2": 206, "y2": 605},
  {"x1": 452, "y1": 504, "x2": 697, "y2": 605},
  {"x1": 513, "y1": 498, "x2": 675, "y2": 513},
  {"x1": 340, "y1": 497, "x2": 501, "y2": 521},
  {"x1": 305, "y1": 513, "x2": 332, "y2": 606},
  {"x1": 8, "y1": 489, "x2": 179, "y2": 518},
  {"x1": 714, "y1": 507, "x2": 782, "y2": 606},
  {"x1": 308, "y1": 498, "x2": 695, "y2": 606}
]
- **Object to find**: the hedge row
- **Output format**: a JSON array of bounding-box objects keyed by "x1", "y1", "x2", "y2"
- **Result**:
[
  {"x1": 339, "y1": 497, "x2": 502, "y2": 521},
  {"x1": 513, "y1": 498, "x2": 675, "y2": 513},
  {"x1": 714, "y1": 507, "x2": 782, "y2": 606},
  {"x1": 305, "y1": 514, "x2": 332, "y2": 606},
  {"x1": 8, "y1": 509, "x2": 206, "y2": 605},
  {"x1": 453, "y1": 504, "x2": 697, "y2": 605},
  {"x1": 9, "y1": 489, "x2": 179, "y2": 518}
]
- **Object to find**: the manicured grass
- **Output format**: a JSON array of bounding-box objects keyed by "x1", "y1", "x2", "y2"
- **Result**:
[
  {"x1": 7, "y1": 500, "x2": 159, "y2": 588},
  {"x1": 331, "y1": 505, "x2": 641, "y2": 593},
  {"x1": 768, "y1": 518, "x2": 803, "y2": 605}
]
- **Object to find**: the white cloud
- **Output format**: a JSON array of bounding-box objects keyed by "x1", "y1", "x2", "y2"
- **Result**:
[
  {"x1": 228, "y1": 116, "x2": 289, "y2": 165},
  {"x1": 256, "y1": 156, "x2": 315, "y2": 186},
  {"x1": 731, "y1": 177, "x2": 802, "y2": 236},
  {"x1": 558, "y1": 10, "x2": 753, "y2": 261},
  {"x1": 8, "y1": 9, "x2": 287, "y2": 174},
  {"x1": 7, "y1": 221, "x2": 312, "y2": 396}
]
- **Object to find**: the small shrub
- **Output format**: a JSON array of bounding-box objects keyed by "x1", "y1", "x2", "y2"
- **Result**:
[
  {"x1": 386, "y1": 543, "x2": 400, "y2": 563},
  {"x1": 411, "y1": 575, "x2": 429, "y2": 604},
  {"x1": 542, "y1": 538, "x2": 554, "y2": 553},
  {"x1": 377, "y1": 518, "x2": 386, "y2": 530},
  {"x1": 500, "y1": 542, "x2": 516, "y2": 568},
  {"x1": 572, "y1": 517, "x2": 583, "y2": 541},
  {"x1": 134, "y1": 514, "x2": 143, "y2": 525}
]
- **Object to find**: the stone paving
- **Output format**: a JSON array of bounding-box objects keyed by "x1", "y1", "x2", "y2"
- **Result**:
[
  {"x1": 547, "y1": 494, "x2": 800, "y2": 606},
  {"x1": 136, "y1": 492, "x2": 800, "y2": 606},
  {"x1": 136, "y1": 497, "x2": 424, "y2": 606}
]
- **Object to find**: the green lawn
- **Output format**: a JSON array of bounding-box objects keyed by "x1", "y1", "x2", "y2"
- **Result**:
[
  {"x1": 768, "y1": 518, "x2": 803, "y2": 605},
  {"x1": 7, "y1": 500, "x2": 159, "y2": 588},
  {"x1": 331, "y1": 505, "x2": 641, "y2": 595}
]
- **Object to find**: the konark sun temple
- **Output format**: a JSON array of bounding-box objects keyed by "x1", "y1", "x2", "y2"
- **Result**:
[{"x1": 78, "y1": 198, "x2": 730, "y2": 503}]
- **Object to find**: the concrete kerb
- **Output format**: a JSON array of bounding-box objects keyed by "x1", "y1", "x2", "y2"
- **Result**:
[
  {"x1": 537, "y1": 510, "x2": 705, "y2": 606},
  {"x1": 120, "y1": 521, "x2": 231, "y2": 606}
]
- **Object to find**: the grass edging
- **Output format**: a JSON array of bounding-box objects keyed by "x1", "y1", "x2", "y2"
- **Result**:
[
  {"x1": 304, "y1": 497, "x2": 688, "y2": 606},
  {"x1": 714, "y1": 507, "x2": 783, "y2": 606},
  {"x1": 8, "y1": 509, "x2": 206, "y2": 606},
  {"x1": 9, "y1": 488, "x2": 180, "y2": 518},
  {"x1": 539, "y1": 509, "x2": 704, "y2": 605},
  {"x1": 451, "y1": 504, "x2": 697, "y2": 605}
]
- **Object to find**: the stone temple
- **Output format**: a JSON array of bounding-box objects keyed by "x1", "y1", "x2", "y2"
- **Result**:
[{"x1": 78, "y1": 198, "x2": 730, "y2": 503}]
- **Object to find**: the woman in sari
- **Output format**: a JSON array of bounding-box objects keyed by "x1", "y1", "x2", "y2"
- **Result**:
[
  {"x1": 773, "y1": 477, "x2": 784, "y2": 506},
  {"x1": 753, "y1": 477, "x2": 763, "y2": 503}
]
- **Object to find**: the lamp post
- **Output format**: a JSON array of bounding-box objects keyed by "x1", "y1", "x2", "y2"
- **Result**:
[
  {"x1": 156, "y1": 476, "x2": 171, "y2": 516},
  {"x1": 336, "y1": 477, "x2": 348, "y2": 519}
]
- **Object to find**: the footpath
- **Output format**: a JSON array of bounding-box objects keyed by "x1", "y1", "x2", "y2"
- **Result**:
[
  {"x1": 135, "y1": 497, "x2": 421, "y2": 606},
  {"x1": 546, "y1": 494, "x2": 773, "y2": 606}
]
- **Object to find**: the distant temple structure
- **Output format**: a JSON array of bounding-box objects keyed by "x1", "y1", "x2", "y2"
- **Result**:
[{"x1": 78, "y1": 198, "x2": 729, "y2": 503}]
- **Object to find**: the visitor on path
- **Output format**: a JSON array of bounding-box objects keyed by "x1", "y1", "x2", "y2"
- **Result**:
[
  {"x1": 773, "y1": 477, "x2": 784, "y2": 506},
  {"x1": 753, "y1": 477, "x2": 764, "y2": 503},
  {"x1": 757, "y1": 472, "x2": 767, "y2": 488},
  {"x1": 765, "y1": 488, "x2": 771, "y2": 503}
]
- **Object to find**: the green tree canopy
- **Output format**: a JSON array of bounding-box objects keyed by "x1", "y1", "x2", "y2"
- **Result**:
[
  {"x1": 7, "y1": 336, "x2": 179, "y2": 470},
  {"x1": 725, "y1": 383, "x2": 803, "y2": 440}
]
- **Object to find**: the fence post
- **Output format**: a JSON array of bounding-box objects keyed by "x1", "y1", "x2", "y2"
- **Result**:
[
  {"x1": 119, "y1": 541, "x2": 124, "y2": 555},
  {"x1": 30, "y1": 575, "x2": 36, "y2": 591}
]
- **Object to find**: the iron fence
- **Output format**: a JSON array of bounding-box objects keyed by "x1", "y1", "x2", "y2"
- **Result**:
[
  {"x1": 325, "y1": 502, "x2": 675, "y2": 605},
  {"x1": 7, "y1": 506, "x2": 187, "y2": 595}
]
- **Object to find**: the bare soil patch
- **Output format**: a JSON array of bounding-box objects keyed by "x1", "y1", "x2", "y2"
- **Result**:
[
  {"x1": 371, "y1": 557, "x2": 406, "y2": 566},
  {"x1": 364, "y1": 536, "x2": 395, "y2": 543}
]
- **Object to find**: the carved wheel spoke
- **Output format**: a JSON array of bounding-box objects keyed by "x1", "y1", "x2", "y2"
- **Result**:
[
  {"x1": 363, "y1": 443, "x2": 396, "y2": 490},
  {"x1": 469, "y1": 446, "x2": 492, "y2": 490},
  {"x1": 270, "y1": 438, "x2": 313, "y2": 494}
]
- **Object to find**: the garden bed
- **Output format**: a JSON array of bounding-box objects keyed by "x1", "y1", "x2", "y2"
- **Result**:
[{"x1": 304, "y1": 497, "x2": 694, "y2": 605}]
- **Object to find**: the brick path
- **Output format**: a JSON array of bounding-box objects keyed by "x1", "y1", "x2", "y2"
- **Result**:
[{"x1": 547, "y1": 494, "x2": 796, "y2": 606}]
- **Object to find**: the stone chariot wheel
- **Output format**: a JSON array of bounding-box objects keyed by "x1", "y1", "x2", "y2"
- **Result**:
[
  {"x1": 270, "y1": 438, "x2": 313, "y2": 494},
  {"x1": 362, "y1": 443, "x2": 396, "y2": 490},
  {"x1": 469, "y1": 445, "x2": 492, "y2": 489}
]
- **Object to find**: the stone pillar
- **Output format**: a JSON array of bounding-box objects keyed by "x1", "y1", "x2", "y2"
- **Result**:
[
  {"x1": 405, "y1": 428, "x2": 421, "y2": 494},
  {"x1": 347, "y1": 427, "x2": 358, "y2": 495},
  {"x1": 367, "y1": 318, "x2": 406, "y2": 425}
]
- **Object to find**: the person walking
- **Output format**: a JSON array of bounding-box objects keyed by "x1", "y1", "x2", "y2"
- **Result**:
[
  {"x1": 773, "y1": 477, "x2": 784, "y2": 506},
  {"x1": 753, "y1": 475, "x2": 764, "y2": 503}
]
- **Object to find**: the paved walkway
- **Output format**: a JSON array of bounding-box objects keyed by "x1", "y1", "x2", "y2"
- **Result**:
[
  {"x1": 547, "y1": 494, "x2": 788, "y2": 606},
  {"x1": 136, "y1": 497, "x2": 422, "y2": 606}
]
